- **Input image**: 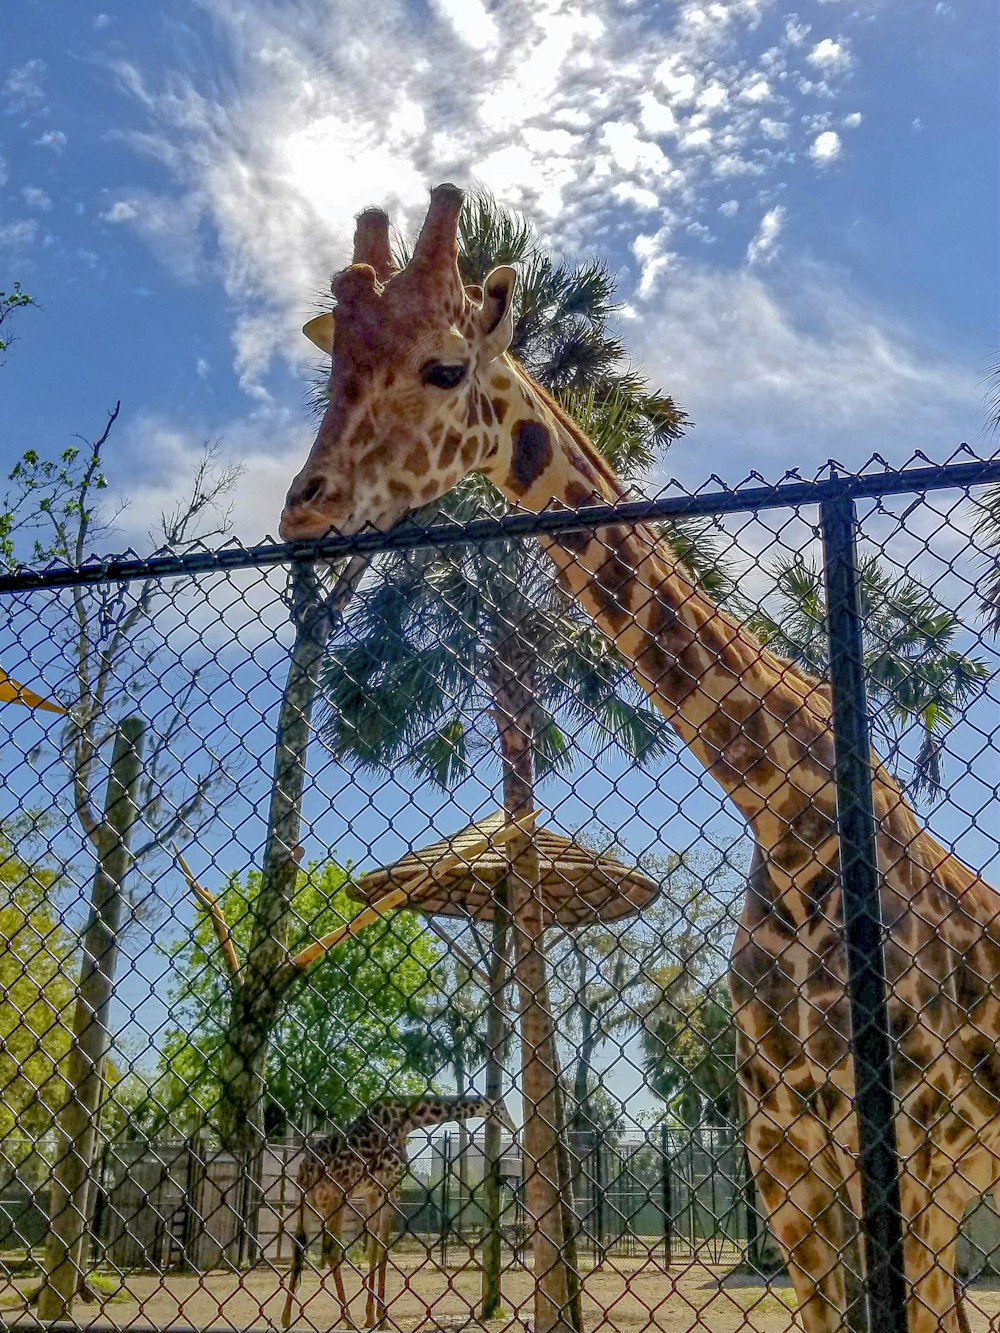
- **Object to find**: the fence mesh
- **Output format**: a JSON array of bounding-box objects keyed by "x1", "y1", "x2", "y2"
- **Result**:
[{"x1": 0, "y1": 452, "x2": 998, "y2": 1333}]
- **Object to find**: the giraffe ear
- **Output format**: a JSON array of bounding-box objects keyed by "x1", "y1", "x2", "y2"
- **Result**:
[
  {"x1": 479, "y1": 265, "x2": 516, "y2": 356},
  {"x1": 302, "y1": 312, "x2": 335, "y2": 356}
]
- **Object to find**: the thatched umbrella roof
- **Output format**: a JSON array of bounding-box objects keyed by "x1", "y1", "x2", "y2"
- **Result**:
[{"x1": 349, "y1": 810, "x2": 660, "y2": 928}]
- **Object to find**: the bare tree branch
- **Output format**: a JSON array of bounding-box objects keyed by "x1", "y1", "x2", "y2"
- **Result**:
[{"x1": 174, "y1": 845, "x2": 244, "y2": 985}]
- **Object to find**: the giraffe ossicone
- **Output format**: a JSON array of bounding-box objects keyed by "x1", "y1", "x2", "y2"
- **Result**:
[{"x1": 281, "y1": 184, "x2": 1000, "y2": 1333}]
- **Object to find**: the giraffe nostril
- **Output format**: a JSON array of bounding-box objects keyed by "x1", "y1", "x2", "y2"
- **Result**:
[{"x1": 294, "y1": 476, "x2": 324, "y2": 507}]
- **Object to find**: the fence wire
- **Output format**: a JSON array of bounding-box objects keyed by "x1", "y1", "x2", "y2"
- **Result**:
[{"x1": 0, "y1": 452, "x2": 998, "y2": 1333}]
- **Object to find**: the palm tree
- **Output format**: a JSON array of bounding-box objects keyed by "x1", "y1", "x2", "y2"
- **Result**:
[
  {"x1": 750, "y1": 553, "x2": 990, "y2": 798},
  {"x1": 319, "y1": 191, "x2": 692, "y2": 1325}
]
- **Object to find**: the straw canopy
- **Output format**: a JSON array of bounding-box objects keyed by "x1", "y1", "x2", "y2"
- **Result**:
[{"x1": 350, "y1": 811, "x2": 661, "y2": 928}]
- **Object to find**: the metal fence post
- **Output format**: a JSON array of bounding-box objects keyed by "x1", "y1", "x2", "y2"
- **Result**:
[
  {"x1": 820, "y1": 487, "x2": 907, "y2": 1333},
  {"x1": 660, "y1": 1123, "x2": 672, "y2": 1269}
]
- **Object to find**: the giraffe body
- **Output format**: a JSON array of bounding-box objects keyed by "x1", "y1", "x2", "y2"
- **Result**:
[
  {"x1": 279, "y1": 186, "x2": 1000, "y2": 1333},
  {"x1": 281, "y1": 1094, "x2": 504, "y2": 1330}
]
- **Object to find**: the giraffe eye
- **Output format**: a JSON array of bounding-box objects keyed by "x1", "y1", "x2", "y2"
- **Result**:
[{"x1": 422, "y1": 362, "x2": 467, "y2": 390}]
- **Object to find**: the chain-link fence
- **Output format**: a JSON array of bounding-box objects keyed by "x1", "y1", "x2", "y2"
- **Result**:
[{"x1": 0, "y1": 450, "x2": 998, "y2": 1333}]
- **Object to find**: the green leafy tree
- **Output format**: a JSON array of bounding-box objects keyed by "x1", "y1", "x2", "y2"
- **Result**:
[
  {"x1": 0, "y1": 281, "x2": 35, "y2": 360},
  {"x1": 551, "y1": 843, "x2": 740, "y2": 1134},
  {"x1": 643, "y1": 981, "x2": 738, "y2": 1128},
  {"x1": 0, "y1": 826, "x2": 75, "y2": 1154},
  {"x1": 750, "y1": 553, "x2": 990, "y2": 798},
  {"x1": 143, "y1": 861, "x2": 443, "y2": 1138}
]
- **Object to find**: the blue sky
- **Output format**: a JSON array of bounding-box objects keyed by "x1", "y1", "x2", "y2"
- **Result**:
[
  {"x1": 2, "y1": 0, "x2": 996, "y2": 525},
  {"x1": 1, "y1": 0, "x2": 998, "y2": 1109}
]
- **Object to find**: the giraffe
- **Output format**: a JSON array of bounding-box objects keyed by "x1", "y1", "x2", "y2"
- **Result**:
[
  {"x1": 281, "y1": 1093, "x2": 510, "y2": 1330},
  {"x1": 278, "y1": 184, "x2": 1000, "y2": 1333}
]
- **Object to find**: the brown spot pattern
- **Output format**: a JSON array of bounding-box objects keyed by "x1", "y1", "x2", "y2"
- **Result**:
[
  {"x1": 440, "y1": 429, "x2": 462, "y2": 469},
  {"x1": 507, "y1": 419, "x2": 553, "y2": 493},
  {"x1": 403, "y1": 443, "x2": 429, "y2": 474},
  {"x1": 592, "y1": 530, "x2": 636, "y2": 630}
]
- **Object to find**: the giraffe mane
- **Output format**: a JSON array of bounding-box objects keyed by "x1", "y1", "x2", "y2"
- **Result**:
[{"x1": 509, "y1": 357, "x2": 831, "y2": 705}]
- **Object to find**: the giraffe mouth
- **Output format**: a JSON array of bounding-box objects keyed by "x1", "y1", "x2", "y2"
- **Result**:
[
  {"x1": 279, "y1": 504, "x2": 360, "y2": 541},
  {"x1": 279, "y1": 503, "x2": 399, "y2": 542}
]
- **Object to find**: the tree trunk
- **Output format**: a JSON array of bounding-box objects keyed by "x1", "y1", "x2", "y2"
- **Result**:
[
  {"x1": 480, "y1": 880, "x2": 511, "y2": 1318},
  {"x1": 494, "y1": 671, "x2": 580, "y2": 1333},
  {"x1": 453, "y1": 1032, "x2": 470, "y2": 1221},
  {"x1": 37, "y1": 717, "x2": 145, "y2": 1321},
  {"x1": 217, "y1": 558, "x2": 366, "y2": 1257}
]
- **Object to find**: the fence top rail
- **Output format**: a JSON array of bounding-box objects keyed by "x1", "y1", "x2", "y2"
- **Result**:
[{"x1": 0, "y1": 450, "x2": 996, "y2": 593}]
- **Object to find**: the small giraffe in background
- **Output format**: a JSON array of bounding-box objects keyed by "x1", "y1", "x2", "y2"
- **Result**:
[{"x1": 282, "y1": 1093, "x2": 510, "y2": 1330}]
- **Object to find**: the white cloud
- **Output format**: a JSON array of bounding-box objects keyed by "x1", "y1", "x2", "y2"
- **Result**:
[
  {"x1": 718, "y1": 199, "x2": 739, "y2": 216},
  {"x1": 843, "y1": 111, "x2": 863, "y2": 128},
  {"x1": 101, "y1": 200, "x2": 139, "y2": 222},
  {"x1": 4, "y1": 60, "x2": 46, "y2": 110},
  {"x1": 35, "y1": 130, "x2": 67, "y2": 153},
  {"x1": 428, "y1": 0, "x2": 498, "y2": 51},
  {"x1": 613, "y1": 182, "x2": 660, "y2": 211},
  {"x1": 103, "y1": 0, "x2": 878, "y2": 383},
  {"x1": 233, "y1": 314, "x2": 280, "y2": 400},
  {"x1": 116, "y1": 404, "x2": 311, "y2": 548},
  {"x1": 638, "y1": 93, "x2": 677, "y2": 137},
  {"x1": 810, "y1": 129, "x2": 841, "y2": 164},
  {"x1": 94, "y1": 13, "x2": 111, "y2": 28},
  {"x1": 22, "y1": 186, "x2": 52, "y2": 211},
  {"x1": 629, "y1": 262, "x2": 981, "y2": 485},
  {"x1": 746, "y1": 204, "x2": 785, "y2": 264},
  {"x1": 807, "y1": 38, "x2": 853, "y2": 73},
  {"x1": 632, "y1": 228, "x2": 675, "y2": 299},
  {"x1": 196, "y1": 358, "x2": 211, "y2": 379},
  {"x1": 0, "y1": 221, "x2": 39, "y2": 252}
]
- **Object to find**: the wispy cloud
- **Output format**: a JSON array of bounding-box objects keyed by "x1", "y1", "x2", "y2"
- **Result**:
[
  {"x1": 628, "y1": 261, "x2": 981, "y2": 483},
  {"x1": 103, "y1": 0, "x2": 869, "y2": 396},
  {"x1": 101, "y1": 200, "x2": 139, "y2": 222},
  {"x1": 22, "y1": 186, "x2": 52, "y2": 211},
  {"x1": 90, "y1": 0, "x2": 980, "y2": 534},
  {"x1": 746, "y1": 205, "x2": 785, "y2": 265},
  {"x1": 3, "y1": 60, "x2": 46, "y2": 111},
  {"x1": 35, "y1": 129, "x2": 67, "y2": 153}
]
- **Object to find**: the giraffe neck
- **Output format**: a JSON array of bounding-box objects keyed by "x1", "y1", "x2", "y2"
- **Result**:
[
  {"x1": 400, "y1": 1095, "x2": 492, "y2": 1133},
  {"x1": 481, "y1": 358, "x2": 855, "y2": 885}
]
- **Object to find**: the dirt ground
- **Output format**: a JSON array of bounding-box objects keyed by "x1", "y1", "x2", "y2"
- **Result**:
[{"x1": 4, "y1": 1253, "x2": 1000, "y2": 1333}]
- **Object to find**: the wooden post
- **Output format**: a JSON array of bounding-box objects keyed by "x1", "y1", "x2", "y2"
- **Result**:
[
  {"x1": 480, "y1": 879, "x2": 511, "y2": 1318},
  {"x1": 506, "y1": 821, "x2": 573, "y2": 1333},
  {"x1": 38, "y1": 717, "x2": 146, "y2": 1321}
]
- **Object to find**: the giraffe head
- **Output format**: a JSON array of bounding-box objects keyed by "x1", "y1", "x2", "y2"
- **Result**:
[{"x1": 280, "y1": 184, "x2": 517, "y2": 540}]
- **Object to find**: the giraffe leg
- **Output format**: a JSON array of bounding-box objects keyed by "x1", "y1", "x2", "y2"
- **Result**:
[
  {"x1": 899, "y1": 1171, "x2": 973, "y2": 1333},
  {"x1": 364, "y1": 1196, "x2": 393, "y2": 1330},
  {"x1": 745, "y1": 1109, "x2": 853, "y2": 1333},
  {"x1": 316, "y1": 1201, "x2": 352, "y2": 1329},
  {"x1": 282, "y1": 1187, "x2": 309, "y2": 1330}
]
